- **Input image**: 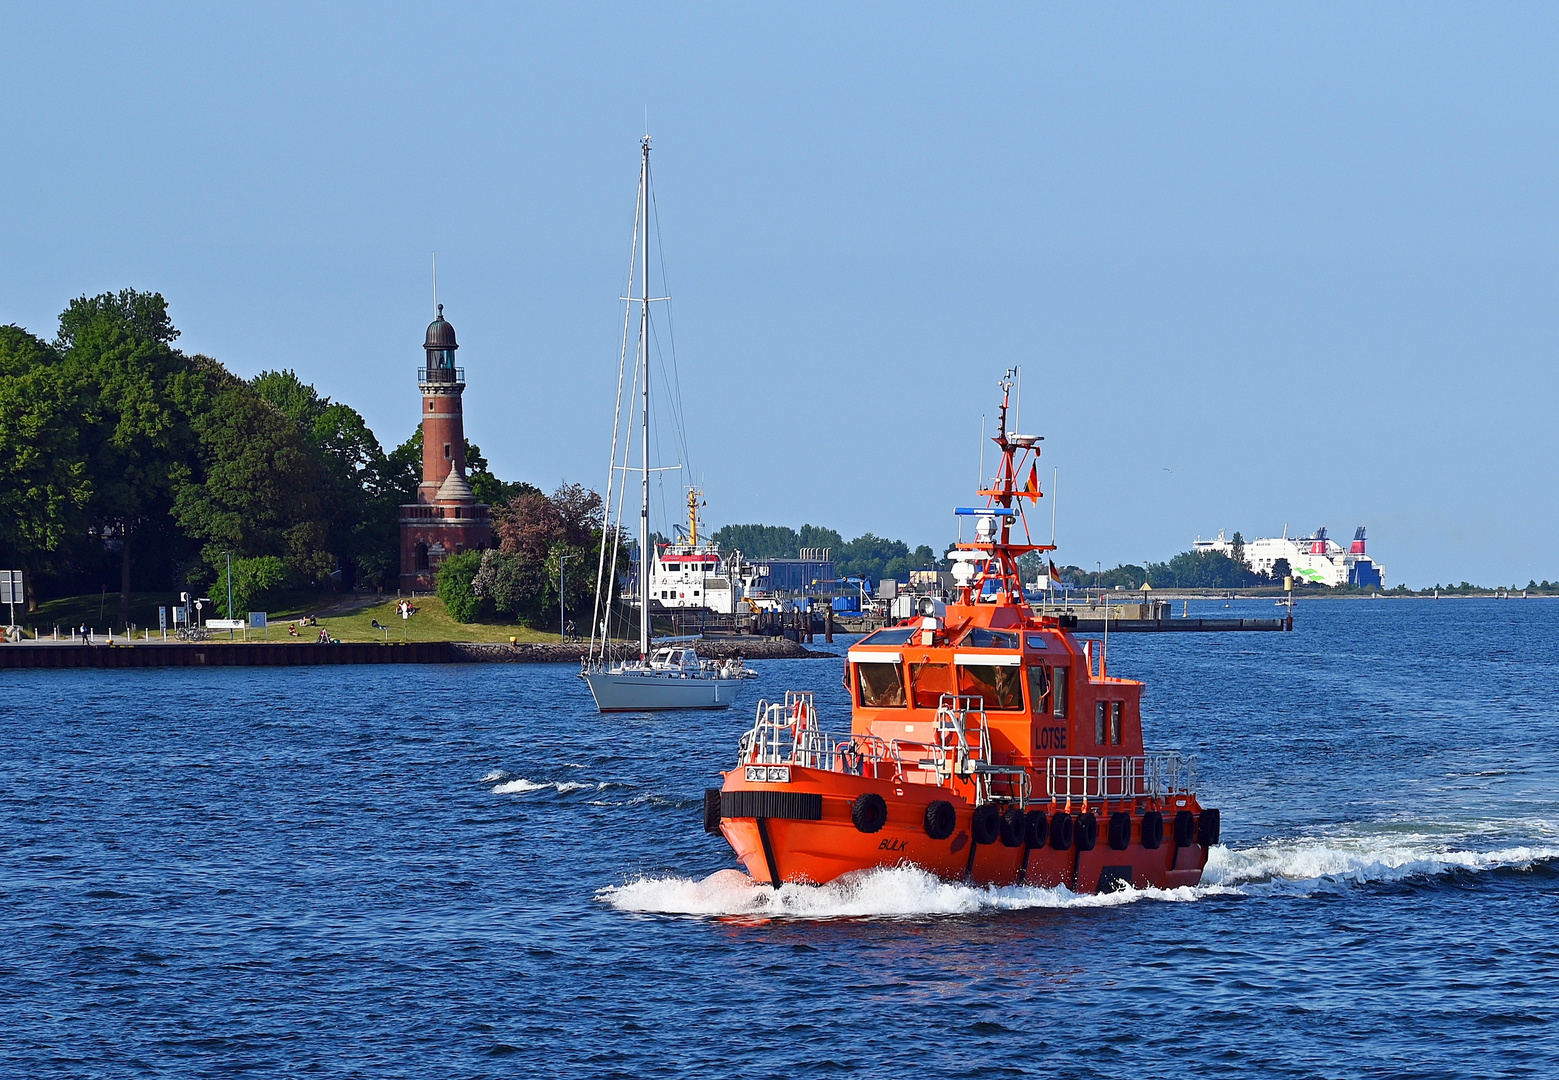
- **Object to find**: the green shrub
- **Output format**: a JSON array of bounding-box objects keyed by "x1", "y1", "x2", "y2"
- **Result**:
[
  {"x1": 436, "y1": 550, "x2": 487, "y2": 622},
  {"x1": 214, "y1": 555, "x2": 288, "y2": 618}
]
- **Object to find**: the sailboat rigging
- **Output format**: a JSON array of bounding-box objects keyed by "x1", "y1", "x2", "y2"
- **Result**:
[{"x1": 580, "y1": 135, "x2": 752, "y2": 712}]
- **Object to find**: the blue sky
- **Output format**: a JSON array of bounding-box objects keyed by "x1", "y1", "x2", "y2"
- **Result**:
[{"x1": 4, "y1": 4, "x2": 1556, "y2": 586}]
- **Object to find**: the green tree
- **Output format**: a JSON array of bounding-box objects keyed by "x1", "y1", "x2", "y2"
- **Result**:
[
  {"x1": 252, "y1": 369, "x2": 403, "y2": 586},
  {"x1": 56, "y1": 290, "x2": 191, "y2": 626},
  {"x1": 171, "y1": 358, "x2": 333, "y2": 585},
  {"x1": 0, "y1": 327, "x2": 93, "y2": 610}
]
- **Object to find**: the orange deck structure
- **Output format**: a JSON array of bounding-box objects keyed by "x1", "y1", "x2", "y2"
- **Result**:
[{"x1": 707, "y1": 373, "x2": 1220, "y2": 892}]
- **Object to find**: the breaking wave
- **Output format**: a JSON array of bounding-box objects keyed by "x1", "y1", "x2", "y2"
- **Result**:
[
  {"x1": 599, "y1": 825, "x2": 1559, "y2": 920},
  {"x1": 492, "y1": 777, "x2": 593, "y2": 795}
]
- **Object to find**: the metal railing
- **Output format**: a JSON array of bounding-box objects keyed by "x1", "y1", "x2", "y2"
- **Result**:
[
  {"x1": 1046, "y1": 750, "x2": 1198, "y2": 801},
  {"x1": 734, "y1": 691, "x2": 1067, "y2": 808},
  {"x1": 416, "y1": 367, "x2": 465, "y2": 386}
]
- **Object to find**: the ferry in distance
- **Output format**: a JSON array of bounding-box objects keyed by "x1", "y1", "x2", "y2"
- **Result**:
[{"x1": 704, "y1": 372, "x2": 1222, "y2": 891}]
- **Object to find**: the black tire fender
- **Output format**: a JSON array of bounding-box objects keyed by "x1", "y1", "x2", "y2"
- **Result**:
[
  {"x1": 851, "y1": 792, "x2": 888, "y2": 834},
  {"x1": 971, "y1": 803, "x2": 1001, "y2": 846},
  {"x1": 923, "y1": 799, "x2": 956, "y2": 841},
  {"x1": 1173, "y1": 809, "x2": 1196, "y2": 848},
  {"x1": 1108, "y1": 811, "x2": 1132, "y2": 851},
  {"x1": 1140, "y1": 810, "x2": 1164, "y2": 850},
  {"x1": 1198, "y1": 807, "x2": 1222, "y2": 847},
  {"x1": 999, "y1": 806, "x2": 1025, "y2": 848},
  {"x1": 1048, "y1": 810, "x2": 1075, "y2": 851},
  {"x1": 1076, "y1": 811, "x2": 1098, "y2": 852},
  {"x1": 1023, "y1": 809, "x2": 1048, "y2": 849},
  {"x1": 703, "y1": 788, "x2": 723, "y2": 835}
]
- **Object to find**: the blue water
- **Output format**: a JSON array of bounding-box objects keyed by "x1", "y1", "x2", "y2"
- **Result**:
[{"x1": 2, "y1": 598, "x2": 1556, "y2": 1077}]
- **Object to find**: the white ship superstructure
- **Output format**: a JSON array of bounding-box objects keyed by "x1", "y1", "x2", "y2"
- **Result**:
[
  {"x1": 1194, "y1": 526, "x2": 1384, "y2": 587},
  {"x1": 646, "y1": 489, "x2": 747, "y2": 614}
]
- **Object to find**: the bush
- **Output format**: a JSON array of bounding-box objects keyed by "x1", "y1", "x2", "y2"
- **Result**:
[
  {"x1": 214, "y1": 555, "x2": 288, "y2": 618},
  {"x1": 436, "y1": 550, "x2": 487, "y2": 622}
]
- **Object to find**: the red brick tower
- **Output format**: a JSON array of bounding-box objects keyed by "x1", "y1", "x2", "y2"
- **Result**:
[{"x1": 399, "y1": 304, "x2": 491, "y2": 591}]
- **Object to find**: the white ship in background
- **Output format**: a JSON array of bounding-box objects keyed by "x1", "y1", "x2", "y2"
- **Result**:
[
  {"x1": 646, "y1": 489, "x2": 748, "y2": 615},
  {"x1": 1195, "y1": 526, "x2": 1384, "y2": 587}
]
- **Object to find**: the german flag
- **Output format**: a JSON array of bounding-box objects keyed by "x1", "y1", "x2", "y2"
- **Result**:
[{"x1": 1021, "y1": 463, "x2": 1041, "y2": 499}]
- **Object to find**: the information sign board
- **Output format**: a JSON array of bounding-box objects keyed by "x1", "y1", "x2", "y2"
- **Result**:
[
  {"x1": 248, "y1": 612, "x2": 267, "y2": 629},
  {"x1": 208, "y1": 619, "x2": 246, "y2": 630},
  {"x1": 0, "y1": 571, "x2": 22, "y2": 605}
]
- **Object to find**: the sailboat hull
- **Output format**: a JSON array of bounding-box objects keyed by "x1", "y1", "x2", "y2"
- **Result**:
[{"x1": 582, "y1": 670, "x2": 743, "y2": 712}]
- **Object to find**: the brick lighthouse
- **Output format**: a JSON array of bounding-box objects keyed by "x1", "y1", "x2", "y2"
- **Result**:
[{"x1": 399, "y1": 304, "x2": 491, "y2": 591}]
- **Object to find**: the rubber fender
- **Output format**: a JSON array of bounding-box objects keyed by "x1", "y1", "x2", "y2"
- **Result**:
[
  {"x1": 1140, "y1": 810, "x2": 1164, "y2": 850},
  {"x1": 1023, "y1": 809, "x2": 1048, "y2": 849},
  {"x1": 1108, "y1": 811, "x2": 1132, "y2": 851},
  {"x1": 971, "y1": 803, "x2": 1002, "y2": 846},
  {"x1": 703, "y1": 788, "x2": 723, "y2": 835},
  {"x1": 1173, "y1": 809, "x2": 1196, "y2": 848},
  {"x1": 1048, "y1": 810, "x2": 1075, "y2": 851},
  {"x1": 1076, "y1": 811, "x2": 1098, "y2": 852},
  {"x1": 851, "y1": 792, "x2": 888, "y2": 834},
  {"x1": 999, "y1": 806, "x2": 1026, "y2": 848},
  {"x1": 923, "y1": 799, "x2": 956, "y2": 841},
  {"x1": 1198, "y1": 807, "x2": 1222, "y2": 847}
]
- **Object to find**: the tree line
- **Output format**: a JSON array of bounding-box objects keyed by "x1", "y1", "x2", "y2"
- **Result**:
[
  {"x1": 708, "y1": 523, "x2": 942, "y2": 586},
  {"x1": 0, "y1": 289, "x2": 538, "y2": 624}
]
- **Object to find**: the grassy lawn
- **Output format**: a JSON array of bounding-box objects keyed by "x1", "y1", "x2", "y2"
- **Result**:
[
  {"x1": 23, "y1": 591, "x2": 560, "y2": 643},
  {"x1": 303, "y1": 596, "x2": 560, "y2": 644}
]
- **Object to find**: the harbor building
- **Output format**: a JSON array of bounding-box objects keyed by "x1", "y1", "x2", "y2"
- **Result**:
[
  {"x1": 1194, "y1": 526, "x2": 1384, "y2": 587},
  {"x1": 398, "y1": 305, "x2": 490, "y2": 591}
]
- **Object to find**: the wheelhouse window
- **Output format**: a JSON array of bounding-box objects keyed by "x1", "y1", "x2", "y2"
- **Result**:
[
  {"x1": 1026, "y1": 665, "x2": 1050, "y2": 712},
  {"x1": 1110, "y1": 701, "x2": 1123, "y2": 746},
  {"x1": 1051, "y1": 667, "x2": 1068, "y2": 717},
  {"x1": 910, "y1": 662, "x2": 953, "y2": 709},
  {"x1": 856, "y1": 662, "x2": 906, "y2": 708},
  {"x1": 858, "y1": 627, "x2": 917, "y2": 647},
  {"x1": 1095, "y1": 702, "x2": 1107, "y2": 746},
  {"x1": 957, "y1": 664, "x2": 1024, "y2": 711},
  {"x1": 961, "y1": 627, "x2": 1019, "y2": 649},
  {"x1": 1024, "y1": 634, "x2": 1049, "y2": 650}
]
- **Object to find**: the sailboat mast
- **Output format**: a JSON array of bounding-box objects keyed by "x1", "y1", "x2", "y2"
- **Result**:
[{"x1": 638, "y1": 135, "x2": 652, "y2": 660}]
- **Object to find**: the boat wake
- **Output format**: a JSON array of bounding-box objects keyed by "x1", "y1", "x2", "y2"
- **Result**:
[{"x1": 599, "y1": 824, "x2": 1559, "y2": 920}]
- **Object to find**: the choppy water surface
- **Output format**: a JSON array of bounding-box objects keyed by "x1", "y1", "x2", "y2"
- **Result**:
[{"x1": 2, "y1": 598, "x2": 1556, "y2": 1077}]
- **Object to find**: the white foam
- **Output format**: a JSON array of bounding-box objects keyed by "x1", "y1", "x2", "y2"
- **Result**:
[
  {"x1": 599, "y1": 825, "x2": 1559, "y2": 919},
  {"x1": 1205, "y1": 832, "x2": 1559, "y2": 892},
  {"x1": 479, "y1": 770, "x2": 506, "y2": 783},
  {"x1": 491, "y1": 777, "x2": 591, "y2": 795},
  {"x1": 599, "y1": 864, "x2": 1227, "y2": 919}
]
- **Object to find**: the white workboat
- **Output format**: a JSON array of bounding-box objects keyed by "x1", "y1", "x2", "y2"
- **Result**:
[{"x1": 580, "y1": 136, "x2": 751, "y2": 713}]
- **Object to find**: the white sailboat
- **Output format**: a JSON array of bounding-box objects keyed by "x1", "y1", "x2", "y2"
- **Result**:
[{"x1": 580, "y1": 135, "x2": 752, "y2": 713}]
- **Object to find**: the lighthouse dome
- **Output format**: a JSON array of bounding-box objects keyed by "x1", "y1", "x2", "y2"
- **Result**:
[{"x1": 424, "y1": 304, "x2": 458, "y2": 351}]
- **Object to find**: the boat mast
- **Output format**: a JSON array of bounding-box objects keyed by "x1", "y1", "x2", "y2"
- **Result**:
[{"x1": 638, "y1": 135, "x2": 652, "y2": 660}]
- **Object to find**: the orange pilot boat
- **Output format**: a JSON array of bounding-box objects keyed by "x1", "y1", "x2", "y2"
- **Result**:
[{"x1": 705, "y1": 372, "x2": 1221, "y2": 893}]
